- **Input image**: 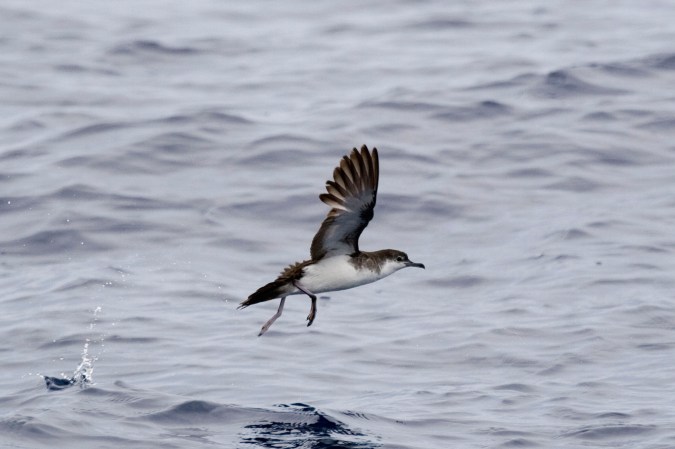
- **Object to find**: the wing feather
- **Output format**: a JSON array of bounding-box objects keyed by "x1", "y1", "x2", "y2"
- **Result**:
[
  {"x1": 355, "y1": 151, "x2": 368, "y2": 189},
  {"x1": 318, "y1": 193, "x2": 346, "y2": 211},
  {"x1": 310, "y1": 145, "x2": 379, "y2": 259},
  {"x1": 326, "y1": 180, "x2": 348, "y2": 199}
]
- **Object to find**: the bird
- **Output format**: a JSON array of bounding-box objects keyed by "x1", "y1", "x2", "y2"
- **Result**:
[{"x1": 238, "y1": 145, "x2": 425, "y2": 336}]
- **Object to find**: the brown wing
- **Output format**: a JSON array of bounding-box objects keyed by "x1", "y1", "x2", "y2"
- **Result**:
[{"x1": 310, "y1": 145, "x2": 379, "y2": 260}]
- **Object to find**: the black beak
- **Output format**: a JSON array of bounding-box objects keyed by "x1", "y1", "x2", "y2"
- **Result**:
[{"x1": 406, "y1": 261, "x2": 425, "y2": 269}]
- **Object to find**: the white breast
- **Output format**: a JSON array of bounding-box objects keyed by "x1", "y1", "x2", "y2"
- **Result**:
[{"x1": 298, "y1": 255, "x2": 383, "y2": 294}]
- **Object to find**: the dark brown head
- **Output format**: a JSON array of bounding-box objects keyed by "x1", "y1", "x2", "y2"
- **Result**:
[{"x1": 377, "y1": 249, "x2": 425, "y2": 275}]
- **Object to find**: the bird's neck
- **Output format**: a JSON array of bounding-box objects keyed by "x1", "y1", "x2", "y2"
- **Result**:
[{"x1": 348, "y1": 251, "x2": 398, "y2": 277}]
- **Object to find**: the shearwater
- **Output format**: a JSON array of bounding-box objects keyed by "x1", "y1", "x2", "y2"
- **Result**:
[{"x1": 238, "y1": 145, "x2": 425, "y2": 336}]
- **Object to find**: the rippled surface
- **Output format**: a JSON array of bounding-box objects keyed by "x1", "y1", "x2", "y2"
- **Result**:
[{"x1": 2, "y1": 1, "x2": 675, "y2": 448}]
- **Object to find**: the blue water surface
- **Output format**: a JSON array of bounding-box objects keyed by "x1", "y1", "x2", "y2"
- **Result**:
[{"x1": 2, "y1": 1, "x2": 675, "y2": 448}]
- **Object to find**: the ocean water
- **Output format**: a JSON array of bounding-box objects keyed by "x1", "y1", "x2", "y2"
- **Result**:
[{"x1": 2, "y1": 1, "x2": 675, "y2": 448}]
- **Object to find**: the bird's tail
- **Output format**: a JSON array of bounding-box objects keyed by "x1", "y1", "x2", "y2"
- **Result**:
[{"x1": 238, "y1": 280, "x2": 291, "y2": 309}]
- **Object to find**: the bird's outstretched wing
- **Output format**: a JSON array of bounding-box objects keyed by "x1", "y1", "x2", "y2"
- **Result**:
[{"x1": 310, "y1": 145, "x2": 379, "y2": 260}]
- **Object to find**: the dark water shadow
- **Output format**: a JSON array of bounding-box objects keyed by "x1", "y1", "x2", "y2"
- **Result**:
[{"x1": 239, "y1": 403, "x2": 380, "y2": 449}]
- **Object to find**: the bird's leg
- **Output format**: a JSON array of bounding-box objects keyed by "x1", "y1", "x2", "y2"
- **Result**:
[
  {"x1": 292, "y1": 280, "x2": 318, "y2": 327},
  {"x1": 258, "y1": 297, "x2": 286, "y2": 337},
  {"x1": 306, "y1": 296, "x2": 317, "y2": 327}
]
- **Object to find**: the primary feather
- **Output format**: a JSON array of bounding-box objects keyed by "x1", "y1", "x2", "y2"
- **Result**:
[{"x1": 310, "y1": 145, "x2": 379, "y2": 260}]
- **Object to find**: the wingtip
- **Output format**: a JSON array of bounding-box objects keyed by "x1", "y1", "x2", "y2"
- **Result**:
[
  {"x1": 357, "y1": 145, "x2": 378, "y2": 170},
  {"x1": 357, "y1": 144, "x2": 377, "y2": 154}
]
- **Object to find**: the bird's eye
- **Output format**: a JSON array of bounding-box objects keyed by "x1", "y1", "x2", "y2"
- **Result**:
[{"x1": 396, "y1": 256, "x2": 404, "y2": 262}]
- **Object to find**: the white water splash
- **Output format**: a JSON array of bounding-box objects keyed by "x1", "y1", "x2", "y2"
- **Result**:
[
  {"x1": 74, "y1": 306, "x2": 103, "y2": 386},
  {"x1": 44, "y1": 306, "x2": 103, "y2": 390}
]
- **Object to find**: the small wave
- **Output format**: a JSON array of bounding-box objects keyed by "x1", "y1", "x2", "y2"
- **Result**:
[
  {"x1": 109, "y1": 193, "x2": 187, "y2": 211},
  {"x1": 57, "y1": 122, "x2": 129, "y2": 141},
  {"x1": 106, "y1": 335, "x2": 160, "y2": 344},
  {"x1": 221, "y1": 195, "x2": 315, "y2": 224},
  {"x1": 588, "y1": 62, "x2": 649, "y2": 77},
  {"x1": 53, "y1": 64, "x2": 120, "y2": 76},
  {"x1": 144, "y1": 400, "x2": 229, "y2": 424},
  {"x1": 108, "y1": 142, "x2": 215, "y2": 174},
  {"x1": 358, "y1": 100, "x2": 445, "y2": 112},
  {"x1": 564, "y1": 424, "x2": 655, "y2": 440},
  {"x1": 51, "y1": 184, "x2": 104, "y2": 200},
  {"x1": 532, "y1": 69, "x2": 625, "y2": 98},
  {"x1": 537, "y1": 363, "x2": 565, "y2": 376},
  {"x1": 544, "y1": 176, "x2": 601, "y2": 192},
  {"x1": 493, "y1": 383, "x2": 535, "y2": 393},
  {"x1": 588, "y1": 147, "x2": 660, "y2": 166},
  {"x1": 153, "y1": 109, "x2": 253, "y2": 126},
  {"x1": 638, "y1": 118, "x2": 675, "y2": 132},
  {"x1": 427, "y1": 275, "x2": 487, "y2": 288},
  {"x1": 590, "y1": 277, "x2": 655, "y2": 286},
  {"x1": 208, "y1": 236, "x2": 267, "y2": 252},
  {"x1": 378, "y1": 193, "x2": 465, "y2": 218},
  {"x1": 140, "y1": 400, "x2": 379, "y2": 448},
  {"x1": 594, "y1": 412, "x2": 632, "y2": 419},
  {"x1": 467, "y1": 73, "x2": 537, "y2": 90},
  {"x1": 133, "y1": 131, "x2": 214, "y2": 155},
  {"x1": 545, "y1": 228, "x2": 592, "y2": 240},
  {"x1": 109, "y1": 39, "x2": 201, "y2": 56},
  {"x1": 0, "y1": 416, "x2": 66, "y2": 439},
  {"x1": 408, "y1": 17, "x2": 473, "y2": 30},
  {"x1": 248, "y1": 133, "x2": 325, "y2": 150},
  {"x1": 0, "y1": 413, "x2": 136, "y2": 446},
  {"x1": 240, "y1": 403, "x2": 378, "y2": 449},
  {"x1": 1, "y1": 229, "x2": 108, "y2": 256},
  {"x1": 0, "y1": 195, "x2": 42, "y2": 214},
  {"x1": 53, "y1": 277, "x2": 119, "y2": 292},
  {"x1": 620, "y1": 244, "x2": 669, "y2": 254},
  {"x1": 239, "y1": 148, "x2": 313, "y2": 166},
  {"x1": 582, "y1": 111, "x2": 616, "y2": 121},
  {"x1": 505, "y1": 167, "x2": 553, "y2": 178},
  {"x1": 433, "y1": 100, "x2": 512, "y2": 121},
  {"x1": 7, "y1": 118, "x2": 45, "y2": 131},
  {"x1": 498, "y1": 437, "x2": 538, "y2": 447},
  {"x1": 644, "y1": 52, "x2": 675, "y2": 70},
  {"x1": 0, "y1": 147, "x2": 47, "y2": 163}
]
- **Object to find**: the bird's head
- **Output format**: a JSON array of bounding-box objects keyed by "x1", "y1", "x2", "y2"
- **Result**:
[{"x1": 380, "y1": 249, "x2": 425, "y2": 276}]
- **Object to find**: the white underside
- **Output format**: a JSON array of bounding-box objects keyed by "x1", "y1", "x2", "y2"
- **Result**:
[{"x1": 290, "y1": 254, "x2": 393, "y2": 295}]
